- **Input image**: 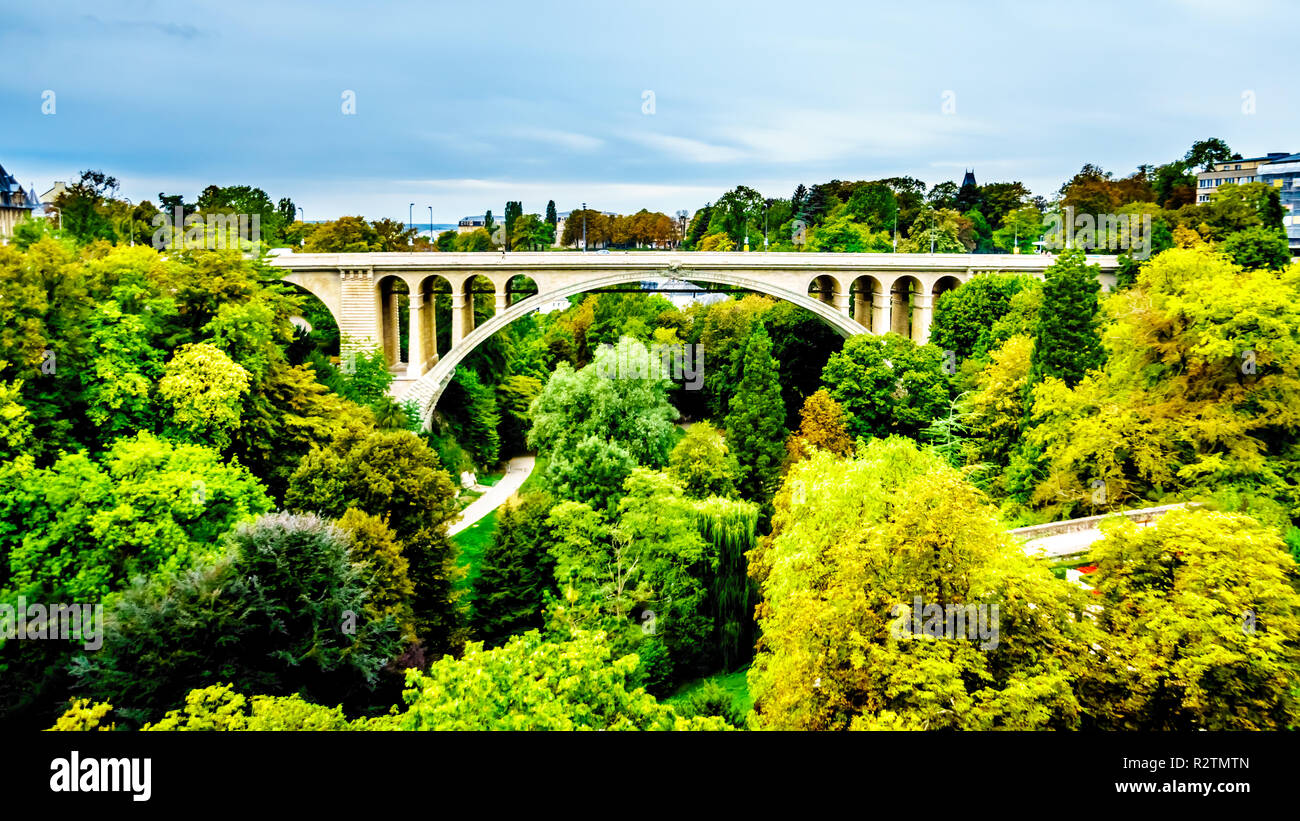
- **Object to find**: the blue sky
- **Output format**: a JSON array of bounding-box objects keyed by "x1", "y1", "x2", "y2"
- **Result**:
[{"x1": 3, "y1": 0, "x2": 1296, "y2": 223}]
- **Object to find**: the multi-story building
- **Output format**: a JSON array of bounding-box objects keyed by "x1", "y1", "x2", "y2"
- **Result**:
[
  {"x1": 1195, "y1": 153, "x2": 1290, "y2": 202},
  {"x1": 456, "y1": 213, "x2": 502, "y2": 234},
  {"x1": 1256, "y1": 153, "x2": 1300, "y2": 254},
  {"x1": 0, "y1": 163, "x2": 41, "y2": 238}
]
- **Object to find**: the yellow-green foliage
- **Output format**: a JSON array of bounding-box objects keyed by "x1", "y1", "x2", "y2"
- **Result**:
[
  {"x1": 138, "y1": 685, "x2": 385, "y2": 731},
  {"x1": 48, "y1": 699, "x2": 116, "y2": 731},
  {"x1": 398, "y1": 630, "x2": 728, "y2": 731},
  {"x1": 158, "y1": 342, "x2": 251, "y2": 450},
  {"x1": 1085, "y1": 508, "x2": 1300, "y2": 730},
  {"x1": 1026, "y1": 249, "x2": 1300, "y2": 519},
  {"x1": 749, "y1": 438, "x2": 1096, "y2": 731},
  {"x1": 53, "y1": 632, "x2": 728, "y2": 732},
  {"x1": 337, "y1": 508, "x2": 417, "y2": 640}
]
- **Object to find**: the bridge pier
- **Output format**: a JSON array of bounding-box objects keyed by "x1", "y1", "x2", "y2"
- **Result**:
[
  {"x1": 912, "y1": 293, "x2": 933, "y2": 344},
  {"x1": 871, "y1": 292, "x2": 890, "y2": 335},
  {"x1": 407, "y1": 294, "x2": 425, "y2": 379},
  {"x1": 339, "y1": 267, "x2": 380, "y2": 349},
  {"x1": 450, "y1": 292, "x2": 466, "y2": 347}
]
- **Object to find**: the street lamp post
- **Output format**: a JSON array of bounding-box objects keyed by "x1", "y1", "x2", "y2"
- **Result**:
[
  {"x1": 764, "y1": 198, "x2": 771, "y2": 251},
  {"x1": 409, "y1": 202, "x2": 414, "y2": 236},
  {"x1": 428, "y1": 207, "x2": 433, "y2": 251},
  {"x1": 581, "y1": 202, "x2": 587, "y2": 252}
]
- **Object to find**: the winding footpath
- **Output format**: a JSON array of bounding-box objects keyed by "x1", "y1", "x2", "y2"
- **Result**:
[{"x1": 448, "y1": 455, "x2": 536, "y2": 536}]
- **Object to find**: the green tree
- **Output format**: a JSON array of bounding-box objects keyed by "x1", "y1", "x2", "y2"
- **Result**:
[
  {"x1": 444, "y1": 369, "x2": 500, "y2": 466},
  {"x1": 1220, "y1": 225, "x2": 1291, "y2": 271},
  {"x1": 398, "y1": 630, "x2": 727, "y2": 730},
  {"x1": 724, "y1": 327, "x2": 786, "y2": 504},
  {"x1": 668, "y1": 424, "x2": 738, "y2": 499},
  {"x1": 528, "y1": 336, "x2": 679, "y2": 471},
  {"x1": 692, "y1": 495, "x2": 758, "y2": 672},
  {"x1": 929, "y1": 273, "x2": 1038, "y2": 362},
  {"x1": 69, "y1": 512, "x2": 402, "y2": 726},
  {"x1": 820, "y1": 333, "x2": 951, "y2": 440},
  {"x1": 1024, "y1": 248, "x2": 1300, "y2": 520},
  {"x1": 1185, "y1": 137, "x2": 1234, "y2": 172},
  {"x1": 1083, "y1": 508, "x2": 1300, "y2": 730},
  {"x1": 337, "y1": 508, "x2": 417, "y2": 640},
  {"x1": 157, "y1": 342, "x2": 252, "y2": 450},
  {"x1": 807, "y1": 212, "x2": 891, "y2": 252},
  {"x1": 748, "y1": 439, "x2": 1096, "y2": 730},
  {"x1": 471, "y1": 492, "x2": 556, "y2": 646},
  {"x1": 285, "y1": 429, "x2": 461, "y2": 653},
  {"x1": 1028, "y1": 248, "x2": 1105, "y2": 389},
  {"x1": 302, "y1": 216, "x2": 379, "y2": 252},
  {"x1": 0, "y1": 432, "x2": 271, "y2": 603}
]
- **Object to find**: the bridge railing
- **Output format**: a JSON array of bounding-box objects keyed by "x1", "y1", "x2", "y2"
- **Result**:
[{"x1": 1008, "y1": 502, "x2": 1199, "y2": 558}]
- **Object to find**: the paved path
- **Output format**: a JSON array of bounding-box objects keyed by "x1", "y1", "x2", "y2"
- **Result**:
[{"x1": 448, "y1": 455, "x2": 536, "y2": 536}]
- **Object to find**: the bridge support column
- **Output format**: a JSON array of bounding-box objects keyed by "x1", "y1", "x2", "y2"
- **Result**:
[
  {"x1": 890, "y1": 290, "x2": 909, "y2": 336},
  {"x1": 338, "y1": 267, "x2": 380, "y2": 352},
  {"x1": 427, "y1": 295, "x2": 438, "y2": 365},
  {"x1": 406, "y1": 297, "x2": 424, "y2": 379},
  {"x1": 460, "y1": 292, "x2": 476, "y2": 339},
  {"x1": 852, "y1": 287, "x2": 870, "y2": 327},
  {"x1": 383, "y1": 288, "x2": 401, "y2": 366},
  {"x1": 912, "y1": 293, "x2": 933, "y2": 344},
  {"x1": 450, "y1": 293, "x2": 466, "y2": 348},
  {"x1": 494, "y1": 291, "x2": 507, "y2": 316},
  {"x1": 871, "y1": 292, "x2": 890, "y2": 335},
  {"x1": 833, "y1": 290, "x2": 850, "y2": 317}
]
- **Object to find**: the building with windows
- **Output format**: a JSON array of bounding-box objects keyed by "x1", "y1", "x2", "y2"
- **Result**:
[
  {"x1": 1255, "y1": 153, "x2": 1300, "y2": 254},
  {"x1": 456, "y1": 213, "x2": 502, "y2": 234},
  {"x1": 1195, "y1": 153, "x2": 1290, "y2": 202},
  {"x1": 0, "y1": 163, "x2": 41, "y2": 238}
]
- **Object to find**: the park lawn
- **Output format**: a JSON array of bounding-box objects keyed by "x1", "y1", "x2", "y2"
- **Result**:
[
  {"x1": 666, "y1": 665, "x2": 753, "y2": 716},
  {"x1": 451, "y1": 509, "x2": 498, "y2": 609}
]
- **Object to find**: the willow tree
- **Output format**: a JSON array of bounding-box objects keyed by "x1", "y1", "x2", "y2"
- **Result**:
[{"x1": 693, "y1": 496, "x2": 759, "y2": 671}]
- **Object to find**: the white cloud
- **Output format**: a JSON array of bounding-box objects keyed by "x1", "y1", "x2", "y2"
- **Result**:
[
  {"x1": 515, "y1": 128, "x2": 605, "y2": 152},
  {"x1": 623, "y1": 133, "x2": 748, "y2": 164}
]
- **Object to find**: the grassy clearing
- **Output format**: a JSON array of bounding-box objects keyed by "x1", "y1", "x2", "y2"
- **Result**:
[
  {"x1": 518, "y1": 454, "x2": 548, "y2": 495},
  {"x1": 451, "y1": 509, "x2": 498, "y2": 606},
  {"x1": 666, "y1": 665, "x2": 753, "y2": 715}
]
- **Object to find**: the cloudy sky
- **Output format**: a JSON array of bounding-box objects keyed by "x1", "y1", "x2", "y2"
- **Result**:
[{"x1": 3, "y1": 0, "x2": 1296, "y2": 223}]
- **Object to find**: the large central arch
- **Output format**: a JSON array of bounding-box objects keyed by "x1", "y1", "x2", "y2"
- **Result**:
[{"x1": 404, "y1": 268, "x2": 867, "y2": 428}]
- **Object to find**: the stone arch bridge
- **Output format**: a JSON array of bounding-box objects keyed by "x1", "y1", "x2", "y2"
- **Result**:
[{"x1": 268, "y1": 251, "x2": 1119, "y2": 428}]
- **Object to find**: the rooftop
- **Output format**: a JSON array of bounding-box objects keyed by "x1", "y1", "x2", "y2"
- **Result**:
[{"x1": 0, "y1": 163, "x2": 40, "y2": 212}]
